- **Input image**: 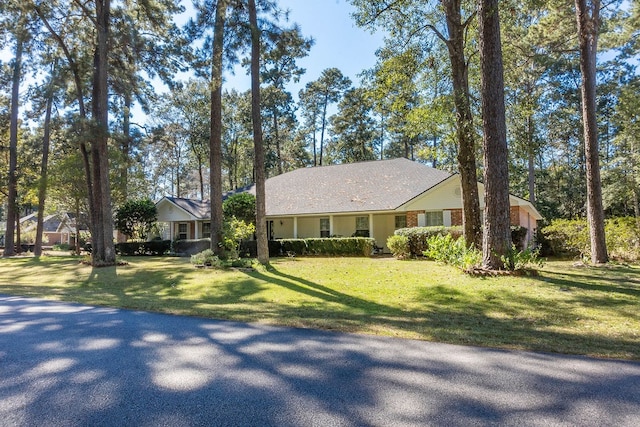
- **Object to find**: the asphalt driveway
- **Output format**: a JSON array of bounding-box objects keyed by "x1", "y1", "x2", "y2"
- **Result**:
[{"x1": 1, "y1": 294, "x2": 639, "y2": 426}]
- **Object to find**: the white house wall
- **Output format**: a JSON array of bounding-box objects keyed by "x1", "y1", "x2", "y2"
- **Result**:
[
  {"x1": 156, "y1": 200, "x2": 195, "y2": 222},
  {"x1": 403, "y1": 177, "x2": 484, "y2": 212}
]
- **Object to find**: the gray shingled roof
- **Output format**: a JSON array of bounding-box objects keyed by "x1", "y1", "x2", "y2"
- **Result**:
[
  {"x1": 263, "y1": 158, "x2": 451, "y2": 215},
  {"x1": 161, "y1": 159, "x2": 452, "y2": 218},
  {"x1": 164, "y1": 196, "x2": 211, "y2": 219}
]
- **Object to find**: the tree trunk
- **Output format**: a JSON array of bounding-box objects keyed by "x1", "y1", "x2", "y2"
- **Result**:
[
  {"x1": 34, "y1": 4, "x2": 97, "y2": 243},
  {"x1": 3, "y1": 32, "x2": 22, "y2": 257},
  {"x1": 91, "y1": 0, "x2": 116, "y2": 266},
  {"x1": 442, "y1": 0, "x2": 482, "y2": 249},
  {"x1": 16, "y1": 212, "x2": 21, "y2": 254},
  {"x1": 575, "y1": 0, "x2": 608, "y2": 264},
  {"x1": 249, "y1": 0, "x2": 269, "y2": 265},
  {"x1": 35, "y1": 75, "x2": 55, "y2": 257},
  {"x1": 75, "y1": 198, "x2": 82, "y2": 256},
  {"x1": 527, "y1": 114, "x2": 536, "y2": 204},
  {"x1": 210, "y1": 0, "x2": 227, "y2": 254},
  {"x1": 121, "y1": 92, "x2": 132, "y2": 201},
  {"x1": 319, "y1": 93, "x2": 329, "y2": 166},
  {"x1": 478, "y1": 0, "x2": 511, "y2": 270},
  {"x1": 273, "y1": 107, "x2": 283, "y2": 175}
]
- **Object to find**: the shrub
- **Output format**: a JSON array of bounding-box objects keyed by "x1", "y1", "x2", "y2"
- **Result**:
[
  {"x1": 305, "y1": 237, "x2": 375, "y2": 256},
  {"x1": 605, "y1": 217, "x2": 640, "y2": 262},
  {"x1": 386, "y1": 235, "x2": 410, "y2": 259},
  {"x1": 221, "y1": 218, "x2": 256, "y2": 259},
  {"x1": 223, "y1": 193, "x2": 256, "y2": 225},
  {"x1": 395, "y1": 226, "x2": 463, "y2": 257},
  {"x1": 190, "y1": 249, "x2": 220, "y2": 267},
  {"x1": 115, "y1": 240, "x2": 171, "y2": 256},
  {"x1": 510, "y1": 226, "x2": 528, "y2": 251},
  {"x1": 423, "y1": 234, "x2": 481, "y2": 270},
  {"x1": 501, "y1": 245, "x2": 544, "y2": 271},
  {"x1": 280, "y1": 239, "x2": 307, "y2": 256},
  {"x1": 115, "y1": 198, "x2": 157, "y2": 240},
  {"x1": 52, "y1": 243, "x2": 71, "y2": 251},
  {"x1": 173, "y1": 239, "x2": 211, "y2": 256},
  {"x1": 541, "y1": 219, "x2": 590, "y2": 258},
  {"x1": 541, "y1": 217, "x2": 640, "y2": 261},
  {"x1": 145, "y1": 240, "x2": 171, "y2": 256}
]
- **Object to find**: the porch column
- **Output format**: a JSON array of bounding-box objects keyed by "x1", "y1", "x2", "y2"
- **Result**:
[
  {"x1": 293, "y1": 217, "x2": 298, "y2": 239},
  {"x1": 369, "y1": 213, "x2": 374, "y2": 240},
  {"x1": 169, "y1": 222, "x2": 174, "y2": 241},
  {"x1": 194, "y1": 221, "x2": 200, "y2": 239},
  {"x1": 330, "y1": 215, "x2": 334, "y2": 237}
]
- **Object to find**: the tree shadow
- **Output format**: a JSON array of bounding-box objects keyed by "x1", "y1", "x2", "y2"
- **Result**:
[{"x1": 1, "y1": 295, "x2": 639, "y2": 426}]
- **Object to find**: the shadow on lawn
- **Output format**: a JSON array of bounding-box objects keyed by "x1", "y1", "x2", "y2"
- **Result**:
[{"x1": 246, "y1": 264, "x2": 640, "y2": 359}]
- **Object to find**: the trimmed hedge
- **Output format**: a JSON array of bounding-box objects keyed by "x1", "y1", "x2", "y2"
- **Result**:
[
  {"x1": 394, "y1": 225, "x2": 529, "y2": 257},
  {"x1": 172, "y1": 239, "x2": 211, "y2": 256},
  {"x1": 240, "y1": 237, "x2": 375, "y2": 257},
  {"x1": 115, "y1": 240, "x2": 171, "y2": 256},
  {"x1": 394, "y1": 226, "x2": 463, "y2": 257}
]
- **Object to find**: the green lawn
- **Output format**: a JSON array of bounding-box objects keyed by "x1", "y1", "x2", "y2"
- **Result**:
[{"x1": 1, "y1": 254, "x2": 639, "y2": 360}]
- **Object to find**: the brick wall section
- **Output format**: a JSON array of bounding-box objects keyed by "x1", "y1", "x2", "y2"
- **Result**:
[
  {"x1": 510, "y1": 206, "x2": 520, "y2": 226},
  {"x1": 450, "y1": 209, "x2": 463, "y2": 226},
  {"x1": 406, "y1": 211, "x2": 421, "y2": 227}
]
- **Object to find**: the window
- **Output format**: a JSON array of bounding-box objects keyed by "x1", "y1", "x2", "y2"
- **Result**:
[
  {"x1": 178, "y1": 223, "x2": 188, "y2": 240},
  {"x1": 425, "y1": 211, "x2": 444, "y2": 227},
  {"x1": 320, "y1": 218, "x2": 330, "y2": 238},
  {"x1": 202, "y1": 222, "x2": 211, "y2": 239},
  {"x1": 355, "y1": 216, "x2": 369, "y2": 237},
  {"x1": 395, "y1": 215, "x2": 407, "y2": 229}
]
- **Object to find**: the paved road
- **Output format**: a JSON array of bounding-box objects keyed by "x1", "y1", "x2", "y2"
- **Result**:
[{"x1": 1, "y1": 295, "x2": 639, "y2": 427}]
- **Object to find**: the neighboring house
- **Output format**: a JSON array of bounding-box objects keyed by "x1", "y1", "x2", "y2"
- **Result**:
[
  {"x1": 156, "y1": 158, "x2": 542, "y2": 251},
  {"x1": 19, "y1": 212, "x2": 87, "y2": 246}
]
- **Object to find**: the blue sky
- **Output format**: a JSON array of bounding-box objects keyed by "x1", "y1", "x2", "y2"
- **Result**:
[{"x1": 226, "y1": 0, "x2": 385, "y2": 96}]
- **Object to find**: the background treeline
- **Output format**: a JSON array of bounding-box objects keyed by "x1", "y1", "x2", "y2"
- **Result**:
[{"x1": 0, "y1": 1, "x2": 638, "y2": 252}]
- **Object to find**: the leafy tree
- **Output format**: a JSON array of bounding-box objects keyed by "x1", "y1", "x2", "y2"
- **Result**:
[
  {"x1": 351, "y1": 0, "x2": 482, "y2": 248},
  {"x1": 248, "y1": 0, "x2": 269, "y2": 264},
  {"x1": 479, "y1": 0, "x2": 511, "y2": 269},
  {"x1": 298, "y1": 68, "x2": 351, "y2": 166},
  {"x1": 329, "y1": 87, "x2": 378, "y2": 163},
  {"x1": 261, "y1": 25, "x2": 312, "y2": 175},
  {"x1": 223, "y1": 192, "x2": 256, "y2": 225},
  {"x1": 1, "y1": 1, "x2": 31, "y2": 256},
  {"x1": 575, "y1": 0, "x2": 608, "y2": 264},
  {"x1": 222, "y1": 89, "x2": 255, "y2": 190},
  {"x1": 114, "y1": 198, "x2": 157, "y2": 241}
]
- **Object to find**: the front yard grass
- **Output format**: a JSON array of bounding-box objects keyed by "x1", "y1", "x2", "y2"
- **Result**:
[{"x1": 1, "y1": 255, "x2": 638, "y2": 360}]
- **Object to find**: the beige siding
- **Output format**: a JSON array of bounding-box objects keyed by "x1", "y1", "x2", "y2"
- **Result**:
[
  {"x1": 296, "y1": 217, "x2": 319, "y2": 238},
  {"x1": 372, "y1": 214, "x2": 397, "y2": 250},
  {"x1": 156, "y1": 199, "x2": 195, "y2": 222},
  {"x1": 403, "y1": 178, "x2": 485, "y2": 211}
]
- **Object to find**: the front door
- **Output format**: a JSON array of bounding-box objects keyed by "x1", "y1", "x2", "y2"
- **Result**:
[{"x1": 266, "y1": 220, "x2": 274, "y2": 241}]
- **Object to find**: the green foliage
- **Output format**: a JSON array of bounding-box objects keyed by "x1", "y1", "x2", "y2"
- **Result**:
[
  {"x1": 223, "y1": 193, "x2": 256, "y2": 225},
  {"x1": 395, "y1": 226, "x2": 463, "y2": 257},
  {"x1": 423, "y1": 234, "x2": 481, "y2": 271},
  {"x1": 386, "y1": 234, "x2": 410, "y2": 259},
  {"x1": 541, "y1": 217, "x2": 640, "y2": 262},
  {"x1": 115, "y1": 240, "x2": 171, "y2": 256},
  {"x1": 221, "y1": 217, "x2": 256, "y2": 259},
  {"x1": 501, "y1": 245, "x2": 544, "y2": 271},
  {"x1": 541, "y1": 219, "x2": 590, "y2": 258},
  {"x1": 606, "y1": 217, "x2": 640, "y2": 262},
  {"x1": 510, "y1": 226, "x2": 528, "y2": 250},
  {"x1": 304, "y1": 237, "x2": 375, "y2": 256},
  {"x1": 52, "y1": 243, "x2": 71, "y2": 251},
  {"x1": 190, "y1": 249, "x2": 221, "y2": 268},
  {"x1": 114, "y1": 199, "x2": 157, "y2": 240},
  {"x1": 172, "y1": 239, "x2": 211, "y2": 256}
]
